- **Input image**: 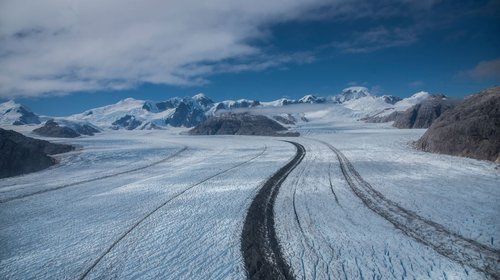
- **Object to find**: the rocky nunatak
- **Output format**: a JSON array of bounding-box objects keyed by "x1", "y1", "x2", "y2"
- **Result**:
[
  {"x1": 33, "y1": 119, "x2": 100, "y2": 138},
  {"x1": 188, "y1": 113, "x2": 300, "y2": 136},
  {"x1": 416, "y1": 86, "x2": 500, "y2": 162},
  {"x1": 0, "y1": 128, "x2": 75, "y2": 178},
  {"x1": 365, "y1": 95, "x2": 458, "y2": 129}
]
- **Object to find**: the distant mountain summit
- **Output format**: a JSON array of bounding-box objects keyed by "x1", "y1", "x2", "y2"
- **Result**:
[
  {"x1": 261, "y1": 94, "x2": 326, "y2": 107},
  {"x1": 332, "y1": 87, "x2": 372, "y2": 103},
  {"x1": 142, "y1": 96, "x2": 209, "y2": 127},
  {"x1": 68, "y1": 96, "x2": 209, "y2": 129},
  {"x1": 1, "y1": 88, "x2": 438, "y2": 131},
  {"x1": 66, "y1": 93, "x2": 333, "y2": 130},
  {"x1": 0, "y1": 100, "x2": 40, "y2": 125},
  {"x1": 298, "y1": 95, "x2": 326, "y2": 104}
]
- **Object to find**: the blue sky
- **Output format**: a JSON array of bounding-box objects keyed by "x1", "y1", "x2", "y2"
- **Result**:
[{"x1": 0, "y1": 0, "x2": 499, "y2": 116}]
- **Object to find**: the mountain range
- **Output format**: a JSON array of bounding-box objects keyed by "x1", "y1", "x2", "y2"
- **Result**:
[{"x1": 0, "y1": 87, "x2": 441, "y2": 133}]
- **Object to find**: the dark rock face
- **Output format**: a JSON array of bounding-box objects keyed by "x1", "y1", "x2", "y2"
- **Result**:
[
  {"x1": 362, "y1": 109, "x2": 401, "y2": 123},
  {"x1": 112, "y1": 115, "x2": 142, "y2": 130},
  {"x1": 0, "y1": 128, "x2": 74, "y2": 178},
  {"x1": 214, "y1": 100, "x2": 261, "y2": 111},
  {"x1": 11, "y1": 106, "x2": 41, "y2": 125},
  {"x1": 393, "y1": 96, "x2": 458, "y2": 128},
  {"x1": 192, "y1": 94, "x2": 214, "y2": 109},
  {"x1": 416, "y1": 87, "x2": 500, "y2": 162},
  {"x1": 33, "y1": 120, "x2": 80, "y2": 138},
  {"x1": 365, "y1": 96, "x2": 457, "y2": 129},
  {"x1": 298, "y1": 95, "x2": 326, "y2": 104},
  {"x1": 74, "y1": 124, "x2": 100, "y2": 136},
  {"x1": 188, "y1": 113, "x2": 299, "y2": 136},
  {"x1": 143, "y1": 97, "x2": 208, "y2": 127},
  {"x1": 273, "y1": 114, "x2": 296, "y2": 125},
  {"x1": 166, "y1": 102, "x2": 207, "y2": 127},
  {"x1": 381, "y1": 95, "x2": 402, "y2": 105},
  {"x1": 332, "y1": 87, "x2": 371, "y2": 103}
]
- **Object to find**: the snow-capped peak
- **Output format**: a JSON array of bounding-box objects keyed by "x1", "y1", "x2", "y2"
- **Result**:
[
  {"x1": 261, "y1": 98, "x2": 297, "y2": 107},
  {"x1": 409, "y1": 91, "x2": 431, "y2": 100},
  {"x1": 342, "y1": 86, "x2": 371, "y2": 95},
  {"x1": 298, "y1": 94, "x2": 325, "y2": 104},
  {"x1": 393, "y1": 91, "x2": 431, "y2": 110},
  {"x1": 0, "y1": 100, "x2": 19, "y2": 109},
  {"x1": 191, "y1": 93, "x2": 214, "y2": 108},
  {"x1": 118, "y1": 97, "x2": 140, "y2": 104},
  {"x1": 0, "y1": 100, "x2": 40, "y2": 125},
  {"x1": 332, "y1": 87, "x2": 372, "y2": 103},
  {"x1": 192, "y1": 93, "x2": 207, "y2": 100}
]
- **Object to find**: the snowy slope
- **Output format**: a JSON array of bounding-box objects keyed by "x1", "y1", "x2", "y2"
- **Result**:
[
  {"x1": 395, "y1": 91, "x2": 432, "y2": 109},
  {"x1": 342, "y1": 91, "x2": 434, "y2": 118},
  {"x1": 3, "y1": 88, "x2": 435, "y2": 131},
  {"x1": 67, "y1": 98, "x2": 164, "y2": 127},
  {"x1": 1, "y1": 126, "x2": 497, "y2": 279},
  {"x1": 0, "y1": 100, "x2": 41, "y2": 125},
  {"x1": 260, "y1": 98, "x2": 297, "y2": 107},
  {"x1": 67, "y1": 97, "x2": 205, "y2": 129},
  {"x1": 0, "y1": 132, "x2": 295, "y2": 279},
  {"x1": 343, "y1": 95, "x2": 394, "y2": 117},
  {"x1": 332, "y1": 86, "x2": 371, "y2": 103}
]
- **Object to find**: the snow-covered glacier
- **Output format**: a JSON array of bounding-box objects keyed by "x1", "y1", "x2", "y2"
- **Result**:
[{"x1": 1, "y1": 112, "x2": 498, "y2": 279}]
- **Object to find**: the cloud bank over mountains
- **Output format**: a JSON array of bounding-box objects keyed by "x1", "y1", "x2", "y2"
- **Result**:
[
  {"x1": 0, "y1": 0, "x2": 333, "y2": 97},
  {"x1": 0, "y1": 0, "x2": 495, "y2": 98}
]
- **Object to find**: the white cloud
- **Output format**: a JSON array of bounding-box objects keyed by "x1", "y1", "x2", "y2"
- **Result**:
[
  {"x1": 0, "y1": 0, "x2": 330, "y2": 98},
  {"x1": 409, "y1": 80, "x2": 425, "y2": 87},
  {"x1": 464, "y1": 58, "x2": 500, "y2": 81},
  {"x1": 332, "y1": 26, "x2": 418, "y2": 53}
]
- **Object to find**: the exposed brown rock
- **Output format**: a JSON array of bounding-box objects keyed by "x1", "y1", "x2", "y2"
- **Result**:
[
  {"x1": 416, "y1": 87, "x2": 500, "y2": 162},
  {"x1": 0, "y1": 128, "x2": 74, "y2": 178},
  {"x1": 365, "y1": 95, "x2": 458, "y2": 128},
  {"x1": 188, "y1": 113, "x2": 299, "y2": 136}
]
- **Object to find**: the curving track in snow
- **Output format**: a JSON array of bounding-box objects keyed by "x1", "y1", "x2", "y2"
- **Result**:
[
  {"x1": 0, "y1": 145, "x2": 188, "y2": 203},
  {"x1": 79, "y1": 145, "x2": 267, "y2": 279},
  {"x1": 316, "y1": 139, "x2": 500, "y2": 279},
  {"x1": 2, "y1": 131, "x2": 498, "y2": 279},
  {"x1": 241, "y1": 141, "x2": 305, "y2": 280},
  {"x1": 78, "y1": 138, "x2": 296, "y2": 279},
  {"x1": 1, "y1": 135, "x2": 296, "y2": 280},
  {"x1": 275, "y1": 137, "x2": 496, "y2": 279}
]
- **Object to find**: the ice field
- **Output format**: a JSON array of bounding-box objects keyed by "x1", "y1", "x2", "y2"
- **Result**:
[{"x1": 1, "y1": 122, "x2": 499, "y2": 279}]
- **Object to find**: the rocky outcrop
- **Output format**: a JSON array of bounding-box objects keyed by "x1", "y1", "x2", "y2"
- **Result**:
[
  {"x1": 273, "y1": 114, "x2": 297, "y2": 125},
  {"x1": 188, "y1": 113, "x2": 299, "y2": 136},
  {"x1": 332, "y1": 87, "x2": 371, "y2": 103},
  {"x1": 112, "y1": 115, "x2": 142, "y2": 130},
  {"x1": 393, "y1": 95, "x2": 457, "y2": 128},
  {"x1": 74, "y1": 123, "x2": 100, "y2": 136},
  {"x1": 381, "y1": 95, "x2": 402, "y2": 105},
  {"x1": 33, "y1": 120, "x2": 99, "y2": 138},
  {"x1": 298, "y1": 95, "x2": 326, "y2": 104},
  {"x1": 416, "y1": 87, "x2": 500, "y2": 162},
  {"x1": 0, "y1": 128, "x2": 74, "y2": 178},
  {"x1": 33, "y1": 120, "x2": 80, "y2": 138},
  {"x1": 166, "y1": 102, "x2": 207, "y2": 127},
  {"x1": 143, "y1": 96, "x2": 208, "y2": 127},
  {"x1": 11, "y1": 106, "x2": 41, "y2": 125},
  {"x1": 365, "y1": 95, "x2": 458, "y2": 128}
]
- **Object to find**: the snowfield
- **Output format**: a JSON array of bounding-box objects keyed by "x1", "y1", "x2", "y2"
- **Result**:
[{"x1": 1, "y1": 120, "x2": 499, "y2": 279}]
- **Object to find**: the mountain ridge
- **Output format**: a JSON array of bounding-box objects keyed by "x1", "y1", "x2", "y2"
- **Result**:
[{"x1": 0, "y1": 87, "x2": 438, "y2": 131}]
